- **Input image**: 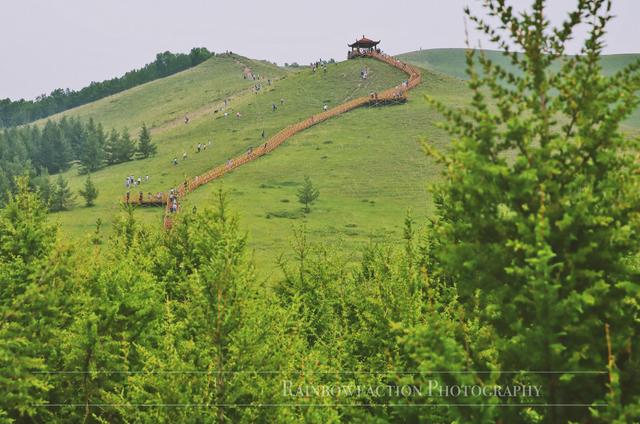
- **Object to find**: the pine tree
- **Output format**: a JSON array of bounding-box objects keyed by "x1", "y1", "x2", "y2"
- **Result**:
[
  {"x1": 136, "y1": 123, "x2": 156, "y2": 159},
  {"x1": 297, "y1": 176, "x2": 319, "y2": 213},
  {"x1": 40, "y1": 120, "x2": 72, "y2": 173},
  {"x1": 78, "y1": 174, "x2": 98, "y2": 207},
  {"x1": 78, "y1": 119, "x2": 105, "y2": 174},
  {"x1": 49, "y1": 175, "x2": 75, "y2": 211},
  {"x1": 118, "y1": 128, "x2": 137, "y2": 163},
  {"x1": 103, "y1": 128, "x2": 120, "y2": 165},
  {"x1": 0, "y1": 176, "x2": 78, "y2": 423},
  {"x1": 425, "y1": 0, "x2": 640, "y2": 421},
  {"x1": 31, "y1": 169, "x2": 52, "y2": 206}
]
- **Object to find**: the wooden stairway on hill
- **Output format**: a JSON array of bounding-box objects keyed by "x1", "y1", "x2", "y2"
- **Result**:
[{"x1": 156, "y1": 52, "x2": 422, "y2": 229}]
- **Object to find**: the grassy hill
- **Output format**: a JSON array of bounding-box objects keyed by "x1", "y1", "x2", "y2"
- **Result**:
[
  {"x1": 398, "y1": 48, "x2": 640, "y2": 128},
  {"x1": 47, "y1": 49, "x2": 638, "y2": 273},
  {"x1": 51, "y1": 55, "x2": 456, "y2": 272},
  {"x1": 39, "y1": 54, "x2": 289, "y2": 133}
]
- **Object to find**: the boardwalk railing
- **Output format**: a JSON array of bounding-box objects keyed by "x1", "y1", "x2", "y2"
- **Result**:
[{"x1": 162, "y1": 52, "x2": 422, "y2": 228}]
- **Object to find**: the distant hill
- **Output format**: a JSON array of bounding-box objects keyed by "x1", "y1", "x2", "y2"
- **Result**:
[
  {"x1": 397, "y1": 48, "x2": 640, "y2": 80},
  {"x1": 0, "y1": 48, "x2": 214, "y2": 127},
  {"x1": 398, "y1": 48, "x2": 640, "y2": 128}
]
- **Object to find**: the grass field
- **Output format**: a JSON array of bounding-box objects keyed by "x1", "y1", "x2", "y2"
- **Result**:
[
  {"x1": 47, "y1": 49, "x2": 638, "y2": 274},
  {"x1": 50, "y1": 55, "x2": 457, "y2": 271}
]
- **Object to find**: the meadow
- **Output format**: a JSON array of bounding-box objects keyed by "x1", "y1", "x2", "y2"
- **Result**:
[{"x1": 48, "y1": 49, "x2": 637, "y2": 273}]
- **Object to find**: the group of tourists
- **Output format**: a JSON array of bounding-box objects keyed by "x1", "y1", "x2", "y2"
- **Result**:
[
  {"x1": 311, "y1": 59, "x2": 328, "y2": 73},
  {"x1": 125, "y1": 174, "x2": 149, "y2": 188},
  {"x1": 124, "y1": 190, "x2": 165, "y2": 205},
  {"x1": 168, "y1": 189, "x2": 178, "y2": 213},
  {"x1": 196, "y1": 141, "x2": 212, "y2": 153}
]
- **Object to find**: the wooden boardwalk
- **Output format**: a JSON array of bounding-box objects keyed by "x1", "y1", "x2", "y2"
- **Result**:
[{"x1": 159, "y1": 52, "x2": 422, "y2": 228}]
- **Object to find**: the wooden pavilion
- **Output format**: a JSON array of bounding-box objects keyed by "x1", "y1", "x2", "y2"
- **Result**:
[{"x1": 348, "y1": 35, "x2": 381, "y2": 59}]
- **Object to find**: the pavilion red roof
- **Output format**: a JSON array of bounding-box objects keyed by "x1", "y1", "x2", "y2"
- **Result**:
[{"x1": 348, "y1": 35, "x2": 380, "y2": 48}]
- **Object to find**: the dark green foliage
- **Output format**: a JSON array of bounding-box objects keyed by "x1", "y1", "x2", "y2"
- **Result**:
[
  {"x1": 0, "y1": 48, "x2": 213, "y2": 127},
  {"x1": 424, "y1": 0, "x2": 640, "y2": 422},
  {"x1": 78, "y1": 175, "x2": 98, "y2": 207},
  {"x1": 136, "y1": 123, "x2": 156, "y2": 159},
  {"x1": 0, "y1": 117, "x2": 136, "y2": 203},
  {"x1": 104, "y1": 128, "x2": 136, "y2": 165},
  {"x1": 49, "y1": 175, "x2": 75, "y2": 212},
  {"x1": 296, "y1": 175, "x2": 319, "y2": 213},
  {"x1": 40, "y1": 120, "x2": 72, "y2": 174},
  {"x1": 78, "y1": 119, "x2": 106, "y2": 174}
]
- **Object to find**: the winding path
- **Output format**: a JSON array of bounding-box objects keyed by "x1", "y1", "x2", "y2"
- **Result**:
[{"x1": 163, "y1": 52, "x2": 422, "y2": 228}]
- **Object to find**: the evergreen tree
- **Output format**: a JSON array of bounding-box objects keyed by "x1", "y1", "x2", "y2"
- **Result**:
[
  {"x1": 297, "y1": 176, "x2": 319, "y2": 213},
  {"x1": 136, "y1": 123, "x2": 156, "y2": 159},
  {"x1": 425, "y1": 0, "x2": 640, "y2": 421},
  {"x1": 40, "y1": 120, "x2": 72, "y2": 173},
  {"x1": 78, "y1": 119, "x2": 105, "y2": 174},
  {"x1": 49, "y1": 175, "x2": 75, "y2": 211},
  {"x1": 78, "y1": 174, "x2": 98, "y2": 207},
  {"x1": 31, "y1": 169, "x2": 52, "y2": 206},
  {"x1": 103, "y1": 128, "x2": 120, "y2": 165},
  {"x1": 118, "y1": 128, "x2": 137, "y2": 163},
  {"x1": 0, "y1": 177, "x2": 80, "y2": 423}
]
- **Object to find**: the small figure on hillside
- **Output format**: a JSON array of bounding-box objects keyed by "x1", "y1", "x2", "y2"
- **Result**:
[
  {"x1": 261, "y1": 129, "x2": 265, "y2": 139},
  {"x1": 247, "y1": 147, "x2": 253, "y2": 156},
  {"x1": 126, "y1": 191, "x2": 130, "y2": 203},
  {"x1": 224, "y1": 112, "x2": 229, "y2": 118},
  {"x1": 236, "y1": 112, "x2": 242, "y2": 118},
  {"x1": 183, "y1": 152, "x2": 187, "y2": 160},
  {"x1": 226, "y1": 158, "x2": 232, "y2": 168},
  {"x1": 125, "y1": 178, "x2": 130, "y2": 188},
  {"x1": 139, "y1": 191, "x2": 143, "y2": 203},
  {"x1": 173, "y1": 158, "x2": 178, "y2": 166},
  {"x1": 272, "y1": 103, "x2": 277, "y2": 112},
  {"x1": 184, "y1": 115, "x2": 190, "y2": 124},
  {"x1": 137, "y1": 177, "x2": 142, "y2": 185},
  {"x1": 280, "y1": 98, "x2": 285, "y2": 105},
  {"x1": 145, "y1": 175, "x2": 149, "y2": 182},
  {"x1": 267, "y1": 79, "x2": 271, "y2": 86},
  {"x1": 197, "y1": 143, "x2": 202, "y2": 153},
  {"x1": 323, "y1": 104, "x2": 328, "y2": 111}
]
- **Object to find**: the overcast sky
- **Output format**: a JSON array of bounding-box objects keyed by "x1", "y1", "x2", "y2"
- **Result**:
[{"x1": 1, "y1": 0, "x2": 638, "y2": 100}]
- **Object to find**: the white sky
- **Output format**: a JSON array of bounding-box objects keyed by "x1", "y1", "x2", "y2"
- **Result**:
[{"x1": 1, "y1": 0, "x2": 638, "y2": 100}]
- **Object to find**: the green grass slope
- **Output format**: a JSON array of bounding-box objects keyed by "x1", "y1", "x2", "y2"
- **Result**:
[
  {"x1": 181, "y1": 69, "x2": 467, "y2": 272},
  {"x1": 398, "y1": 48, "x2": 640, "y2": 128},
  {"x1": 39, "y1": 54, "x2": 288, "y2": 133},
  {"x1": 52, "y1": 56, "x2": 436, "y2": 270},
  {"x1": 47, "y1": 48, "x2": 639, "y2": 273}
]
